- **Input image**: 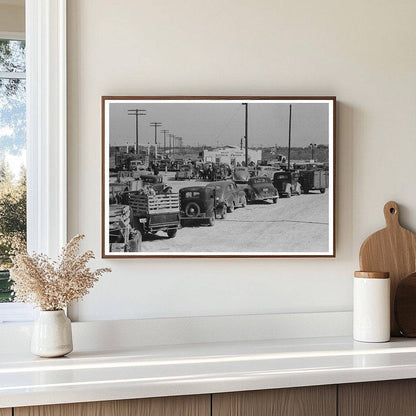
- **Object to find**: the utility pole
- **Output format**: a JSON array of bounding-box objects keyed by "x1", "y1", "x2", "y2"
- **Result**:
[
  {"x1": 169, "y1": 134, "x2": 174, "y2": 154},
  {"x1": 242, "y1": 103, "x2": 248, "y2": 167},
  {"x1": 161, "y1": 129, "x2": 169, "y2": 154},
  {"x1": 150, "y1": 122, "x2": 162, "y2": 160},
  {"x1": 128, "y1": 109, "x2": 146, "y2": 157},
  {"x1": 173, "y1": 136, "x2": 176, "y2": 154},
  {"x1": 176, "y1": 136, "x2": 183, "y2": 154},
  {"x1": 309, "y1": 143, "x2": 316, "y2": 161},
  {"x1": 287, "y1": 104, "x2": 292, "y2": 171}
]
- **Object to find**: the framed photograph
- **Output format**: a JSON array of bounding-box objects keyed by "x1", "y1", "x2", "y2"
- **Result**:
[{"x1": 102, "y1": 96, "x2": 336, "y2": 258}]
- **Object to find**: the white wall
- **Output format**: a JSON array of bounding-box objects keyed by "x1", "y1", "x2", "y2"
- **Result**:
[
  {"x1": 0, "y1": 3, "x2": 24, "y2": 33},
  {"x1": 67, "y1": 0, "x2": 416, "y2": 322}
]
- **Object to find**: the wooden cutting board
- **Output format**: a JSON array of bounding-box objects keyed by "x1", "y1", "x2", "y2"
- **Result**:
[
  {"x1": 359, "y1": 201, "x2": 416, "y2": 336},
  {"x1": 395, "y1": 273, "x2": 416, "y2": 337}
]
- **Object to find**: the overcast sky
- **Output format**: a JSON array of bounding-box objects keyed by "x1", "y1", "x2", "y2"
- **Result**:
[{"x1": 109, "y1": 102, "x2": 329, "y2": 148}]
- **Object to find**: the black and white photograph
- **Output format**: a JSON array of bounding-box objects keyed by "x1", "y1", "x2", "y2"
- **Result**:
[{"x1": 102, "y1": 97, "x2": 335, "y2": 257}]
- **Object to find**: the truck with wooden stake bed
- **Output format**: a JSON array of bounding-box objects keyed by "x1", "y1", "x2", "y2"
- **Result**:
[
  {"x1": 130, "y1": 193, "x2": 181, "y2": 238},
  {"x1": 294, "y1": 163, "x2": 329, "y2": 194}
]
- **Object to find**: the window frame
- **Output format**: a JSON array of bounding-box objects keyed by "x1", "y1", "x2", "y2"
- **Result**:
[{"x1": 0, "y1": 0, "x2": 67, "y2": 323}]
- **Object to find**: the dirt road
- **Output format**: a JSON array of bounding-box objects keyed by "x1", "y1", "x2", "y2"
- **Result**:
[{"x1": 139, "y1": 173, "x2": 330, "y2": 254}]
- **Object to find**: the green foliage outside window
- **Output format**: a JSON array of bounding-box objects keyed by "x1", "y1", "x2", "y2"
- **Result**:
[
  {"x1": 0, "y1": 38, "x2": 26, "y2": 302},
  {"x1": 0, "y1": 162, "x2": 26, "y2": 302}
]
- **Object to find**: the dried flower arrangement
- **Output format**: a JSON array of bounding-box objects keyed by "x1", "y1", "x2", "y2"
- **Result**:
[{"x1": 10, "y1": 234, "x2": 111, "y2": 311}]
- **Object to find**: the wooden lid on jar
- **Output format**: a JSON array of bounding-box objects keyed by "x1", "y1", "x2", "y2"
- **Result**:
[{"x1": 354, "y1": 271, "x2": 390, "y2": 279}]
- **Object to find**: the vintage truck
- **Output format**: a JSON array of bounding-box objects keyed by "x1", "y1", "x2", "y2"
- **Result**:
[
  {"x1": 297, "y1": 169, "x2": 329, "y2": 194},
  {"x1": 175, "y1": 165, "x2": 195, "y2": 180},
  {"x1": 130, "y1": 193, "x2": 181, "y2": 238}
]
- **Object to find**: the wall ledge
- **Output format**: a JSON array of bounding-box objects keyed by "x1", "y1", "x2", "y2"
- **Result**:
[{"x1": 0, "y1": 311, "x2": 352, "y2": 353}]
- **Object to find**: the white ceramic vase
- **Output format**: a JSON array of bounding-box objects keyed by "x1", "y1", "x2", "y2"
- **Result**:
[{"x1": 31, "y1": 310, "x2": 73, "y2": 358}]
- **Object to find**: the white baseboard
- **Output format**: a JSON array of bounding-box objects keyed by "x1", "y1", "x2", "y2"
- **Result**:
[{"x1": 0, "y1": 311, "x2": 352, "y2": 353}]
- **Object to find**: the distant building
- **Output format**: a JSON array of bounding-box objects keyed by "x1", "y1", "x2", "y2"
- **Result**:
[{"x1": 203, "y1": 145, "x2": 262, "y2": 166}]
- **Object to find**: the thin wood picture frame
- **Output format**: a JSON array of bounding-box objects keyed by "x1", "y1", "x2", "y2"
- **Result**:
[{"x1": 102, "y1": 96, "x2": 336, "y2": 258}]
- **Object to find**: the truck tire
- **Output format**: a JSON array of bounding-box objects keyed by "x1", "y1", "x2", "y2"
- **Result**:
[
  {"x1": 320, "y1": 188, "x2": 326, "y2": 194},
  {"x1": 272, "y1": 197, "x2": 278, "y2": 204},
  {"x1": 227, "y1": 203, "x2": 234, "y2": 213},
  {"x1": 167, "y1": 229, "x2": 177, "y2": 238}
]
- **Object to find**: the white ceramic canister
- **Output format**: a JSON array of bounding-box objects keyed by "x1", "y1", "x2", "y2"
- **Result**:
[{"x1": 353, "y1": 271, "x2": 390, "y2": 343}]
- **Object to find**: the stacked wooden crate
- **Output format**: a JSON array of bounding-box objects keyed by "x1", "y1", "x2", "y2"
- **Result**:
[{"x1": 109, "y1": 205, "x2": 131, "y2": 252}]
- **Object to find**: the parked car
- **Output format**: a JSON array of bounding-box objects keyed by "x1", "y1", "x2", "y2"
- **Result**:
[
  {"x1": 206, "y1": 180, "x2": 246, "y2": 215},
  {"x1": 273, "y1": 171, "x2": 301, "y2": 197},
  {"x1": 158, "y1": 159, "x2": 170, "y2": 172},
  {"x1": 244, "y1": 177, "x2": 279, "y2": 203},
  {"x1": 129, "y1": 159, "x2": 146, "y2": 171},
  {"x1": 175, "y1": 165, "x2": 195, "y2": 180},
  {"x1": 179, "y1": 186, "x2": 219, "y2": 226},
  {"x1": 256, "y1": 165, "x2": 278, "y2": 179},
  {"x1": 233, "y1": 167, "x2": 250, "y2": 183},
  {"x1": 168, "y1": 160, "x2": 182, "y2": 171}
]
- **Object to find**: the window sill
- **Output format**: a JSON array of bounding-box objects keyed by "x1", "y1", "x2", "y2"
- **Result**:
[{"x1": 0, "y1": 303, "x2": 35, "y2": 324}]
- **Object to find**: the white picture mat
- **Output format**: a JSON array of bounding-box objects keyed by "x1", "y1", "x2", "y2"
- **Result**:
[{"x1": 103, "y1": 98, "x2": 334, "y2": 257}]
